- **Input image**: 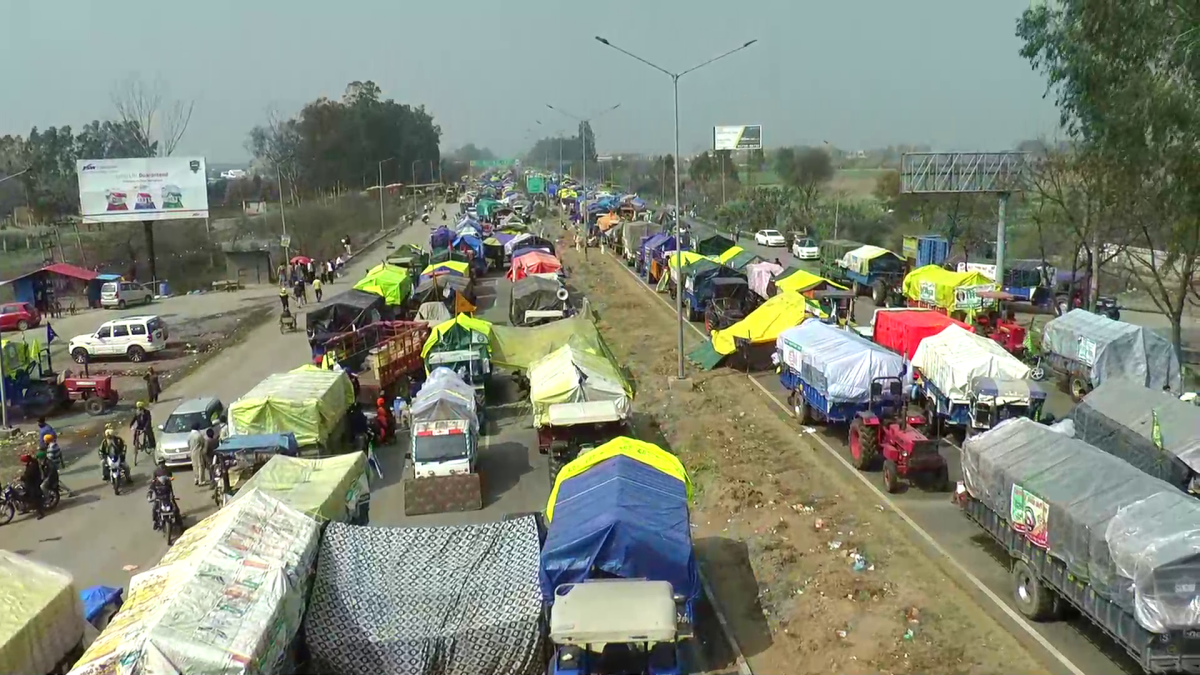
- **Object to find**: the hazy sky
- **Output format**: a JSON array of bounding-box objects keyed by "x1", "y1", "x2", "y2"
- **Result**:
[{"x1": 1, "y1": 0, "x2": 1060, "y2": 162}]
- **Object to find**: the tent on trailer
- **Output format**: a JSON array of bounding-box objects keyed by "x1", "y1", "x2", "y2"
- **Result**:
[
  {"x1": 902, "y1": 265, "x2": 994, "y2": 311},
  {"x1": 412, "y1": 273, "x2": 475, "y2": 308},
  {"x1": 508, "y1": 251, "x2": 561, "y2": 282},
  {"x1": 841, "y1": 245, "x2": 905, "y2": 276},
  {"x1": 696, "y1": 234, "x2": 737, "y2": 257},
  {"x1": 0, "y1": 551, "x2": 82, "y2": 675},
  {"x1": 746, "y1": 260, "x2": 785, "y2": 298},
  {"x1": 723, "y1": 249, "x2": 764, "y2": 272},
  {"x1": 421, "y1": 314, "x2": 493, "y2": 358},
  {"x1": 1042, "y1": 309, "x2": 1183, "y2": 393},
  {"x1": 230, "y1": 453, "x2": 370, "y2": 523},
  {"x1": 771, "y1": 268, "x2": 846, "y2": 296},
  {"x1": 716, "y1": 246, "x2": 744, "y2": 264},
  {"x1": 305, "y1": 289, "x2": 387, "y2": 338},
  {"x1": 776, "y1": 320, "x2": 910, "y2": 404},
  {"x1": 510, "y1": 275, "x2": 568, "y2": 326},
  {"x1": 353, "y1": 264, "x2": 412, "y2": 306},
  {"x1": 873, "y1": 309, "x2": 975, "y2": 361},
  {"x1": 429, "y1": 226, "x2": 454, "y2": 249},
  {"x1": 528, "y1": 343, "x2": 631, "y2": 427},
  {"x1": 228, "y1": 366, "x2": 355, "y2": 447},
  {"x1": 303, "y1": 518, "x2": 545, "y2": 675},
  {"x1": 541, "y1": 437, "x2": 699, "y2": 619},
  {"x1": 910, "y1": 324, "x2": 1031, "y2": 403},
  {"x1": 420, "y1": 260, "x2": 470, "y2": 281}
]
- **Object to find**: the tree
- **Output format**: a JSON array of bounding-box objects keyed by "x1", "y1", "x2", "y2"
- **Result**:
[
  {"x1": 75, "y1": 120, "x2": 149, "y2": 160},
  {"x1": 110, "y1": 74, "x2": 193, "y2": 158},
  {"x1": 748, "y1": 148, "x2": 766, "y2": 174},
  {"x1": 688, "y1": 152, "x2": 715, "y2": 185},
  {"x1": 451, "y1": 144, "x2": 495, "y2": 162},
  {"x1": 774, "y1": 146, "x2": 834, "y2": 223},
  {"x1": 1018, "y1": 0, "x2": 1200, "y2": 365},
  {"x1": 20, "y1": 127, "x2": 78, "y2": 219},
  {"x1": 579, "y1": 121, "x2": 597, "y2": 163}
]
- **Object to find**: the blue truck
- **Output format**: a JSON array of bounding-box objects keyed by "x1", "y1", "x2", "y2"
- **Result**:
[{"x1": 677, "y1": 262, "x2": 748, "y2": 322}]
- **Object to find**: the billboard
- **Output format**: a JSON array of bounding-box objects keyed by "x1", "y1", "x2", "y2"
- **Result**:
[
  {"x1": 76, "y1": 157, "x2": 209, "y2": 223},
  {"x1": 713, "y1": 125, "x2": 763, "y2": 151},
  {"x1": 470, "y1": 159, "x2": 517, "y2": 169}
]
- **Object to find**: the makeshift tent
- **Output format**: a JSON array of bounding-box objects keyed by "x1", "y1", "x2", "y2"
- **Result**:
[
  {"x1": 671, "y1": 257, "x2": 722, "y2": 284},
  {"x1": 412, "y1": 367, "x2": 477, "y2": 424},
  {"x1": 641, "y1": 232, "x2": 675, "y2": 258},
  {"x1": 452, "y1": 233, "x2": 485, "y2": 259},
  {"x1": 230, "y1": 453, "x2": 370, "y2": 523},
  {"x1": 421, "y1": 314, "x2": 493, "y2": 358},
  {"x1": 911, "y1": 324, "x2": 1031, "y2": 402},
  {"x1": 773, "y1": 268, "x2": 846, "y2": 295},
  {"x1": 1072, "y1": 379, "x2": 1200, "y2": 492},
  {"x1": 421, "y1": 260, "x2": 470, "y2": 278},
  {"x1": 597, "y1": 213, "x2": 621, "y2": 232},
  {"x1": 68, "y1": 490, "x2": 320, "y2": 675},
  {"x1": 621, "y1": 221, "x2": 659, "y2": 255},
  {"x1": 511, "y1": 246, "x2": 553, "y2": 260},
  {"x1": 303, "y1": 518, "x2": 545, "y2": 675},
  {"x1": 1043, "y1": 309, "x2": 1183, "y2": 392},
  {"x1": 724, "y1": 249, "x2": 764, "y2": 271},
  {"x1": 228, "y1": 365, "x2": 355, "y2": 446},
  {"x1": 841, "y1": 245, "x2": 904, "y2": 275},
  {"x1": 490, "y1": 307, "x2": 609, "y2": 369},
  {"x1": 0, "y1": 551, "x2": 82, "y2": 675},
  {"x1": 776, "y1": 320, "x2": 909, "y2": 403},
  {"x1": 710, "y1": 291, "x2": 812, "y2": 356},
  {"x1": 528, "y1": 343, "x2": 631, "y2": 427},
  {"x1": 352, "y1": 263, "x2": 411, "y2": 306},
  {"x1": 411, "y1": 274, "x2": 475, "y2": 308},
  {"x1": 429, "y1": 226, "x2": 453, "y2": 249},
  {"x1": 873, "y1": 309, "x2": 975, "y2": 361},
  {"x1": 508, "y1": 251, "x2": 561, "y2": 281},
  {"x1": 746, "y1": 261, "x2": 784, "y2": 298},
  {"x1": 414, "y1": 301, "x2": 453, "y2": 326},
  {"x1": 510, "y1": 275, "x2": 567, "y2": 326},
  {"x1": 664, "y1": 250, "x2": 710, "y2": 270},
  {"x1": 541, "y1": 437, "x2": 699, "y2": 619},
  {"x1": 902, "y1": 265, "x2": 994, "y2": 310},
  {"x1": 428, "y1": 249, "x2": 470, "y2": 266},
  {"x1": 305, "y1": 289, "x2": 387, "y2": 337},
  {"x1": 716, "y1": 246, "x2": 744, "y2": 264},
  {"x1": 696, "y1": 234, "x2": 736, "y2": 257},
  {"x1": 960, "y1": 418, "x2": 1200, "y2": 633}
]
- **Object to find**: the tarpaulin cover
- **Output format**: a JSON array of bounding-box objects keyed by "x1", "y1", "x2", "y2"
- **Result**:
[
  {"x1": 68, "y1": 490, "x2": 320, "y2": 675},
  {"x1": 1042, "y1": 309, "x2": 1183, "y2": 392},
  {"x1": 80, "y1": 586, "x2": 122, "y2": 625},
  {"x1": 597, "y1": 213, "x2": 621, "y2": 232},
  {"x1": 671, "y1": 257, "x2": 721, "y2": 284},
  {"x1": 230, "y1": 453, "x2": 369, "y2": 523},
  {"x1": 510, "y1": 275, "x2": 566, "y2": 325},
  {"x1": 902, "y1": 265, "x2": 993, "y2": 309},
  {"x1": 911, "y1": 324, "x2": 1030, "y2": 403},
  {"x1": 504, "y1": 232, "x2": 535, "y2": 254},
  {"x1": 641, "y1": 232, "x2": 675, "y2": 257},
  {"x1": 422, "y1": 315, "x2": 493, "y2": 358},
  {"x1": 452, "y1": 233, "x2": 485, "y2": 259},
  {"x1": 411, "y1": 367, "x2": 477, "y2": 429},
  {"x1": 305, "y1": 289, "x2": 385, "y2": 336},
  {"x1": 961, "y1": 418, "x2": 1200, "y2": 633},
  {"x1": 508, "y1": 251, "x2": 561, "y2": 281},
  {"x1": 747, "y1": 261, "x2": 784, "y2": 298},
  {"x1": 711, "y1": 291, "x2": 811, "y2": 355},
  {"x1": 0, "y1": 551, "x2": 83, "y2": 675},
  {"x1": 428, "y1": 249, "x2": 470, "y2": 267},
  {"x1": 724, "y1": 249, "x2": 764, "y2": 271},
  {"x1": 873, "y1": 309, "x2": 974, "y2": 361},
  {"x1": 511, "y1": 246, "x2": 552, "y2": 260},
  {"x1": 214, "y1": 432, "x2": 299, "y2": 456},
  {"x1": 412, "y1": 274, "x2": 474, "y2": 306},
  {"x1": 228, "y1": 366, "x2": 355, "y2": 446},
  {"x1": 773, "y1": 268, "x2": 846, "y2": 294},
  {"x1": 529, "y1": 343, "x2": 631, "y2": 426},
  {"x1": 688, "y1": 266, "x2": 747, "y2": 299},
  {"x1": 490, "y1": 306, "x2": 610, "y2": 369},
  {"x1": 353, "y1": 263, "x2": 412, "y2": 306},
  {"x1": 665, "y1": 250, "x2": 710, "y2": 270},
  {"x1": 541, "y1": 443, "x2": 699, "y2": 617},
  {"x1": 1072, "y1": 379, "x2": 1200, "y2": 491},
  {"x1": 430, "y1": 226, "x2": 453, "y2": 249},
  {"x1": 776, "y1": 320, "x2": 909, "y2": 403},
  {"x1": 421, "y1": 260, "x2": 470, "y2": 278},
  {"x1": 696, "y1": 234, "x2": 737, "y2": 257},
  {"x1": 716, "y1": 246, "x2": 744, "y2": 264},
  {"x1": 622, "y1": 221, "x2": 660, "y2": 255},
  {"x1": 303, "y1": 518, "x2": 545, "y2": 675},
  {"x1": 841, "y1": 245, "x2": 903, "y2": 275}
]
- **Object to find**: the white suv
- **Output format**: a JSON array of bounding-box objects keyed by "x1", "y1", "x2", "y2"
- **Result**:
[
  {"x1": 100, "y1": 281, "x2": 153, "y2": 309},
  {"x1": 69, "y1": 315, "x2": 168, "y2": 364}
]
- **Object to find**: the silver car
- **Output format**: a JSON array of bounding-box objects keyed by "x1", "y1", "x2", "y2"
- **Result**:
[{"x1": 156, "y1": 397, "x2": 224, "y2": 467}]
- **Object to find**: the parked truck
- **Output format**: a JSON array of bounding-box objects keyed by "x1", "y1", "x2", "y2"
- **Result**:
[
  {"x1": 901, "y1": 234, "x2": 950, "y2": 271},
  {"x1": 1042, "y1": 308, "x2": 1182, "y2": 400},
  {"x1": 403, "y1": 367, "x2": 483, "y2": 515},
  {"x1": 817, "y1": 239, "x2": 863, "y2": 287},
  {"x1": 680, "y1": 264, "x2": 749, "y2": 322},
  {"x1": 958, "y1": 418, "x2": 1200, "y2": 674},
  {"x1": 839, "y1": 244, "x2": 907, "y2": 305}
]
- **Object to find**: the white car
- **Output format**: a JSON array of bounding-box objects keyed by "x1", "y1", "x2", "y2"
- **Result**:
[
  {"x1": 69, "y1": 315, "x2": 168, "y2": 364},
  {"x1": 99, "y1": 280, "x2": 153, "y2": 309},
  {"x1": 792, "y1": 237, "x2": 819, "y2": 260},
  {"x1": 754, "y1": 229, "x2": 786, "y2": 247}
]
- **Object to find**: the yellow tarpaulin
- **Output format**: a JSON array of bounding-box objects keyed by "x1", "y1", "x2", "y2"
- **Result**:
[
  {"x1": 717, "y1": 246, "x2": 745, "y2": 263},
  {"x1": 528, "y1": 343, "x2": 632, "y2": 426},
  {"x1": 903, "y1": 265, "x2": 994, "y2": 310},
  {"x1": 231, "y1": 453, "x2": 368, "y2": 523},
  {"x1": 0, "y1": 339, "x2": 35, "y2": 374},
  {"x1": 665, "y1": 250, "x2": 711, "y2": 269},
  {"x1": 421, "y1": 260, "x2": 470, "y2": 277},
  {"x1": 421, "y1": 314, "x2": 493, "y2": 358},
  {"x1": 546, "y1": 436, "x2": 693, "y2": 521},
  {"x1": 0, "y1": 551, "x2": 81, "y2": 675},
  {"x1": 774, "y1": 269, "x2": 846, "y2": 293},
  {"x1": 842, "y1": 245, "x2": 898, "y2": 275},
  {"x1": 597, "y1": 213, "x2": 621, "y2": 232},
  {"x1": 491, "y1": 310, "x2": 613, "y2": 370},
  {"x1": 710, "y1": 291, "x2": 813, "y2": 355},
  {"x1": 353, "y1": 264, "x2": 411, "y2": 306}
]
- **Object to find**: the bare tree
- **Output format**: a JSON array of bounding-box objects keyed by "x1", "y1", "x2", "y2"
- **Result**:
[{"x1": 111, "y1": 74, "x2": 194, "y2": 157}]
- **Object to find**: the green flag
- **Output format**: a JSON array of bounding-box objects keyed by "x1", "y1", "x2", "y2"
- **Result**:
[{"x1": 1152, "y1": 409, "x2": 1164, "y2": 451}]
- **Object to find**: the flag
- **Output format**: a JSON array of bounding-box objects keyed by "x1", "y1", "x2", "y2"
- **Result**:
[
  {"x1": 46, "y1": 323, "x2": 58, "y2": 344},
  {"x1": 1152, "y1": 410, "x2": 1164, "y2": 451}
]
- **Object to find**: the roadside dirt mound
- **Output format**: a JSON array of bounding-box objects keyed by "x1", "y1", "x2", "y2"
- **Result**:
[{"x1": 565, "y1": 246, "x2": 1048, "y2": 675}]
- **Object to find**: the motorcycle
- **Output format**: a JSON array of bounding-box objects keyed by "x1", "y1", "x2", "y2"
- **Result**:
[
  {"x1": 102, "y1": 455, "x2": 130, "y2": 495},
  {"x1": 0, "y1": 481, "x2": 60, "y2": 525},
  {"x1": 150, "y1": 480, "x2": 183, "y2": 544},
  {"x1": 1027, "y1": 355, "x2": 1048, "y2": 382}
]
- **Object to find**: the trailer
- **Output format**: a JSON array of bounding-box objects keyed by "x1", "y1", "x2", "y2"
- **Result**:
[
  {"x1": 872, "y1": 308, "x2": 975, "y2": 360},
  {"x1": 901, "y1": 234, "x2": 950, "y2": 271},
  {"x1": 319, "y1": 320, "x2": 430, "y2": 402},
  {"x1": 817, "y1": 239, "x2": 863, "y2": 287},
  {"x1": 1042, "y1": 309, "x2": 1183, "y2": 400},
  {"x1": 958, "y1": 418, "x2": 1200, "y2": 674},
  {"x1": 840, "y1": 245, "x2": 906, "y2": 305},
  {"x1": 403, "y1": 367, "x2": 483, "y2": 515},
  {"x1": 681, "y1": 265, "x2": 748, "y2": 322}
]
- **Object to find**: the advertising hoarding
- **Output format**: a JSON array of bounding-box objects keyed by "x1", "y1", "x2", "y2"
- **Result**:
[
  {"x1": 76, "y1": 157, "x2": 209, "y2": 223},
  {"x1": 713, "y1": 125, "x2": 763, "y2": 151}
]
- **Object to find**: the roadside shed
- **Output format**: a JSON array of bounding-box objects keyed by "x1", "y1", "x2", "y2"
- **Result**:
[
  {"x1": 1, "y1": 262, "x2": 102, "y2": 311},
  {"x1": 221, "y1": 239, "x2": 279, "y2": 285}
]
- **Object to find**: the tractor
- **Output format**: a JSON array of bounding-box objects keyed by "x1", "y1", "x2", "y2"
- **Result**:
[
  {"x1": 847, "y1": 376, "x2": 949, "y2": 493},
  {"x1": 2, "y1": 338, "x2": 119, "y2": 419}
]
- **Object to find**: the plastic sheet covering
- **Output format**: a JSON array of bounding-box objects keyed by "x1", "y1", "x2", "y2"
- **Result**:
[
  {"x1": 230, "y1": 453, "x2": 369, "y2": 523},
  {"x1": 773, "y1": 269, "x2": 846, "y2": 294},
  {"x1": 902, "y1": 265, "x2": 993, "y2": 309},
  {"x1": 711, "y1": 291, "x2": 810, "y2": 355},
  {"x1": 490, "y1": 305, "x2": 610, "y2": 370},
  {"x1": 421, "y1": 314, "x2": 493, "y2": 358},
  {"x1": 840, "y1": 245, "x2": 900, "y2": 275},
  {"x1": 528, "y1": 344, "x2": 631, "y2": 426},
  {"x1": 1042, "y1": 309, "x2": 1183, "y2": 392},
  {"x1": 411, "y1": 367, "x2": 477, "y2": 429},
  {"x1": 775, "y1": 321, "x2": 909, "y2": 403},
  {"x1": 746, "y1": 261, "x2": 784, "y2": 298},
  {"x1": 1071, "y1": 379, "x2": 1200, "y2": 491},
  {"x1": 507, "y1": 251, "x2": 561, "y2": 282},
  {"x1": 303, "y1": 519, "x2": 545, "y2": 675},
  {"x1": 622, "y1": 221, "x2": 660, "y2": 255},
  {"x1": 67, "y1": 490, "x2": 320, "y2": 675},
  {"x1": 665, "y1": 250, "x2": 710, "y2": 270},
  {"x1": 716, "y1": 246, "x2": 744, "y2": 264},
  {"x1": 510, "y1": 275, "x2": 566, "y2": 325},
  {"x1": 304, "y1": 289, "x2": 386, "y2": 335},
  {"x1": 911, "y1": 324, "x2": 1030, "y2": 402},
  {"x1": 414, "y1": 301, "x2": 452, "y2": 326},
  {"x1": 0, "y1": 551, "x2": 83, "y2": 675},
  {"x1": 723, "y1": 249, "x2": 763, "y2": 271},
  {"x1": 228, "y1": 366, "x2": 355, "y2": 447},
  {"x1": 873, "y1": 309, "x2": 974, "y2": 361},
  {"x1": 352, "y1": 264, "x2": 412, "y2": 306},
  {"x1": 960, "y1": 418, "x2": 1200, "y2": 632}
]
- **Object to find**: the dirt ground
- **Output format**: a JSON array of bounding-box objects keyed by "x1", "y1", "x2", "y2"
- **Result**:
[{"x1": 562, "y1": 244, "x2": 1049, "y2": 675}]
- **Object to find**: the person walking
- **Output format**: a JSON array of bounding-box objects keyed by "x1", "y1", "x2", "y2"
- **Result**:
[
  {"x1": 279, "y1": 285, "x2": 290, "y2": 311},
  {"x1": 143, "y1": 367, "x2": 161, "y2": 403},
  {"x1": 313, "y1": 277, "x2": 324, "y2": 302},
  {"x1": 187, "y1": 423, "x2": 208, "y2": 486}
]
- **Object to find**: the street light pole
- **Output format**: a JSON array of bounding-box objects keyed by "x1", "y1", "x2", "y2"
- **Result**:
[
  {"x1": 378, "y1": 157, "x2": 395, "y2": 231},
  {"x1": 546, "y1": 103, "x2": 621, "y2": 233},
  {"x1": 0, "y1": 167, "x2": 30, "y2": 185},
  {"x1": 595, "y1": 36, "x2": 759, "y2": 379},
  {"x1": 276, "y1": 166, "x2": 289, "y2": 257}
]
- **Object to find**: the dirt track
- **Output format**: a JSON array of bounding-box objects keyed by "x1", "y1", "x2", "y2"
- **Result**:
[{"x1": 564, "y1": 244, "x2": 1049, "y2": 675}]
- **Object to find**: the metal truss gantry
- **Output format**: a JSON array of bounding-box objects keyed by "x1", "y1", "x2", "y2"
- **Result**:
[{"x1": 900, "y1": 152, "x2": 1030, "y2": 194}]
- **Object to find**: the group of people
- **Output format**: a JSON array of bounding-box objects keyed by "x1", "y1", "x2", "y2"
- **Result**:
[
  {"x1": 16, "y1": 418, "x2": 67, "y2": 519},
  {"x1": 278, "y1": 255, "x2": 347, "y2": 311}
]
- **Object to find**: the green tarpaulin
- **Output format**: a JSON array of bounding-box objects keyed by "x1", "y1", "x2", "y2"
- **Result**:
[
  {"x1": 231, "y1": 453, "x2": 369, "y2": 523},
  {"x1": 228, "y1": 366, "x2": 355, "y2": 447},
  {"x1": 353, "y1": 264, "x2": 412, "y2": 306},
  {"x1": 688, "y1": 342, "x2": 725, "y2": 371},
  {"x1": 725, "y1": 250, "x2": 763, "y2": 271},
  {"x1": 490, "y1": 303, "x2": 618, "y2": 371}
]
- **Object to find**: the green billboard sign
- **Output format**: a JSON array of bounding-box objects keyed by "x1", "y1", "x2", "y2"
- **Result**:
[
  {"x1": 469, "y1": 159, "x2": 517, "y2": 168},
  {"x1": 527, "y1": 176, "x2": 546, "y2": 194}
]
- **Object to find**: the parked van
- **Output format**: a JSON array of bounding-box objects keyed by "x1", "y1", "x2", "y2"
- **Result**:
[{"x1": 100, "y1": 281, "x2": 153, "y2": 309}]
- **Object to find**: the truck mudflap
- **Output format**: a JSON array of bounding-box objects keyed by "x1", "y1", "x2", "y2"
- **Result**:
[{"x1": 403, "y1": 474, "x2": 483, "y2": 516}]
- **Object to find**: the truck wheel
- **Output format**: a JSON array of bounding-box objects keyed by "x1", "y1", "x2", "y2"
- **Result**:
[
  {"x1": 849, "y1": 419, "x2": 878, "y2": 470},
  {"x1": 548, "y1": 441, "x2": 570, "y2": 485},
  {"x1": 871, "y1": 281, "x2": 886, "y2": 305},
  {"x1": 84, "y1": 396, "x2": 106, "y2": 416},
  {"x1": 548, "y1": 455, "x2": 565, "y2": 485},
  {"x1": 1069, "y1": 377, "x2": 1089, "y2": 401},
  {"x1": 931, "y1": 464, "x2": 951, "y2": 492},
  {"x1": 1012, "y1": 559, "x2": 1056, "y2": 621},
  {"x1": 882, "y1": 459, "x2": 900, "y2": 493},
  {"x1": 793, "y1": 393, "x2": 810, "y2": 424}
]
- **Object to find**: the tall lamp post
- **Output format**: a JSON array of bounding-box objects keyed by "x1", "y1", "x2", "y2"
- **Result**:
[
  {"x1": 378, "y1": 157, "x2": 395, "y2": 231},
  {"x1": 545, "y1": 103, "x2": 621, "y2": 228},
  {"x1": 595, "y1": 36, "x2": 758, "y2": 379}
]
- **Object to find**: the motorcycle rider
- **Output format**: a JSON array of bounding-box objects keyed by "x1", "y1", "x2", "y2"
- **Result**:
[
  {"x1": 36, "y1": 449, "x2": 70, "y2": 499},
  {"x1": 98, "y1": 426, "x2": 128, "y2": 482},
  {"x1": 147, "y1": 457, "x2": 177, "y2": 529},
  {"x1": 129, "y1": 401, "x2": 155, "y2": 453},
  {"x1": 19, "y1": 454, "x2": 44, "y2": 519},
  {"x1": 44, "y1": 434, "x2": 63, "y2": 469}
]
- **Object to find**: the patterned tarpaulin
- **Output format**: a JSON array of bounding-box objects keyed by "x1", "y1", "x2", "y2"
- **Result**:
[{"x1": 303, "y1": 518, "x2": 545, "y2": 675}]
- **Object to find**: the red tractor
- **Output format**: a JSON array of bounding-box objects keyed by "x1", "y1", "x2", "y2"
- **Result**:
[
  {"x1": 62, "y1": 375, "x2": 120, "y2": 416},
  {"x1": 848, "y1": 376, "x2": 950, "y2": 493}
]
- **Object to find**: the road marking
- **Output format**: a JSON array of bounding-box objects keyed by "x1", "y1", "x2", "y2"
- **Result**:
[{"x1": 604, "y1": 251, "x2": 1087, "y2": 675}]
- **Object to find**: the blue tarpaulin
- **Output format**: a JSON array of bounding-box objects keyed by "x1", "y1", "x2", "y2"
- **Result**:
[
  {"x1": 539, "y1": 455, "x2": 700, "y2": 618},
  {"x1": 430, "y1": 226, "x2": 453, "y2": 249},
  {"x1": 453, "y1": 234, "x2": 485, "y2": 259},
  {"x1": 80, "y1": 585, "x2": 124, "y2": 625},
  {"x1": 214, "y1": 432, "x2": 300, "y2": 455}
]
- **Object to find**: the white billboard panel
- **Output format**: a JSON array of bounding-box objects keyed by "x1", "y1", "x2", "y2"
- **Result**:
[
  {"x1": 713, "y1": 125, "x2": 763, "y2": 151},
  {"x1": 76, "y1": 157, "x2": 209, "y2": 223}
]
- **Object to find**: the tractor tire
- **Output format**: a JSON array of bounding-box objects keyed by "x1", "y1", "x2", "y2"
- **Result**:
[
  {"x1": 71, "y1": 348, "x2": 90, "y2": 364},
  {"x1": 20, "y1": 382, "x2": 60, "y2": 419},
  {"x1": 871, "y1": 281, "x2": 886, "y2": 305},
  {"x1": 684, "y1": 298, "x2": 694, "y2": 322},
  {"x1": 16, "y1": 319, "x2": 29, "y2": 331},
  {"x1": 548, "y1": 440, "x2": 571, "y2": 485},
  {"x1": 1012, "y1": 559, "x2": 1056, "y2": 621},
  {"x1": 882, "y1": 459, "x2": 900, "y2": 493},
  {"x1": 849, "y1": 418, "x2": 878, "y2": 470},
  {"x1": 1069, "y1": 376, "x2": 1090, "y2": 401},
  {"x1": 794, "y1": 393, "x2": 810, "y2": 424},
  {"x1": 84, "y1": 396, "x2": 107, "y2": 416},
  {"x1": 852, "y1": 281, "x2": 861, "y2": 297},
  {"x1": 932, "y1": 463, "x2": 951, "y2": 492},
  {"x1": 126, "y1": 345, "x2": 146, "y2": 363}
]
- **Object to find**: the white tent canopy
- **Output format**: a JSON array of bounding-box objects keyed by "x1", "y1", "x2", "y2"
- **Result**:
[{"x1": 911, "y1": 324, "x2": 1031, "y2": 402}]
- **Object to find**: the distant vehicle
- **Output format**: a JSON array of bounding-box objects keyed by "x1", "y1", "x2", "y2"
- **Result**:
[
  {"x1": 100, "y1": 281, "x2": 153, "y2": 309},
  {"x1": 220, "y1": 169, "x2": 248, "y2": 180},
  {"x1": 156, "y1": 397, "x2": 225, "y2": 468},
  {"x1": 0, "y1": 302, "x2": 40, "y2": 332},
  {"x1": 69, "y1": 315, "x2": 168, "y2": 364},
  {"x1": 792, "y1": 237, "x2": 819, "y2": 260},
  {"x1": 754, "y1": 229, "x2": 786, "y2": 247}
]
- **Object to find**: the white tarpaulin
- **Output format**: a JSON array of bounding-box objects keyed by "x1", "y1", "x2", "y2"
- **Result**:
[
  {"x1": 776, "y1": 320, "x2": 909, "y2": 403},
  {"x1": 840, "y1": 245, "x2": 893, "y2": 276},
  {"x1": 911, "y1": 324, "x2": 1030, "y2": 403},
  {"x1": 529, "y1": 344, "x2": 631, "y2": 427},
  {"x1": 746, "y1": 261, "x2": 784, "y2": 299},
  {"x1": 76, "y1": 157, "x2": 209, "y2": 223},
  {"x1": 0, "y1": 551, "x2": 84, "y2": 675},
  {"x1": 68, "y1": 490, "x2": 320, "y2": 675}
]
